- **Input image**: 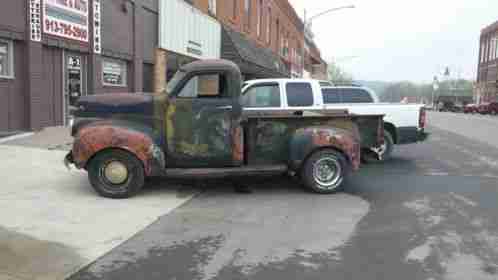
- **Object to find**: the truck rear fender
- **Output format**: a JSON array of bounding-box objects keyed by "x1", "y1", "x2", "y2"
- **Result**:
[
  {"x1": 289, "y1": 127, "x2": 361, "y2": 172},
  {"x1": 72, "y1": 125, "x2": 165, "y2": 176}
]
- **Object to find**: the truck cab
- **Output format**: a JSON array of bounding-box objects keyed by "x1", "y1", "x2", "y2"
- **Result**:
[{"x1": 66, "y1": 60, "x2": 384, "y2": 198}]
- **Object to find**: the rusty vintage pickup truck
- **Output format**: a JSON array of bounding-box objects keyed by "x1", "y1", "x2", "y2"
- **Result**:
[{"x1": 65, "y1": 59, "x2": 384, "y2": 198}]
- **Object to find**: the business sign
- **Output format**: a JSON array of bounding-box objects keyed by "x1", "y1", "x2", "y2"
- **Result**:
[
  {"x1": 159, "y1": 0, "x2": 221, "y2": 59},
  {"x1": 93, "y1": 0, "x2": 101, "y2": 53},
  {"x1": 29, "y1": 0, "x2": 42, "y2": 42},
  {"x1": 43, "y1": 0, "x2": 89, "y2": 43}
]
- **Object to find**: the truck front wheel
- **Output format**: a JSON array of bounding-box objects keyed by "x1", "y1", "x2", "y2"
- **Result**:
[
  {"x1": 88, "y1": 149, "x2": 145, "y2": 199},
  {"x1": 301, "y1": 149, "x2": 349, "y2": 194}
]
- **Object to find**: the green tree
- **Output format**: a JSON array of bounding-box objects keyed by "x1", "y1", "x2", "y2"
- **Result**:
[{"x1": 327, "y1": 61, "x2": 353, "y2": 84}]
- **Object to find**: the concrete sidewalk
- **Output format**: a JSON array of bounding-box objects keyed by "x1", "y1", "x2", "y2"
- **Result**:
[
  {"x1": 0, "y1": 145, "x2": 199, "y2": 280},
  {"x1": 0, "y1": 126, "x2": 73, "y2": 151}
]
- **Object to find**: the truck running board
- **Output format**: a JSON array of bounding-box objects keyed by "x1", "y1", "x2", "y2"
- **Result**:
[{"x1": 164, "y1": 165, "x2": 288, "y2": 179}]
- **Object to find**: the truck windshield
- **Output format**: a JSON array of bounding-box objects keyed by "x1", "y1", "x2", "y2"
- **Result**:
[{"x1": 166, "y1": 70, "x2": 186, "y2": 94}]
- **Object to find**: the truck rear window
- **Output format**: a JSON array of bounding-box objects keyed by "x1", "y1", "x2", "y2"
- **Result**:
[
  {"x1": 341, "y1": 88, "x2": 374, "y2": 103},
  {"x1": 242, "y1": 83, "x2": 281, "y2": 108},
  {"x1": 322, "y1": 88, "x2": 342, "y2": 103},
  {"x1": 286, "y1": 83, "x2": 314, "y2": 107}
]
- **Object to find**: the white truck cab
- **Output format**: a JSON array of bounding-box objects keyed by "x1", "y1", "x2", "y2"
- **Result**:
[{"x1": 242, "y1": 79, "x2": 428, "y2": 160}]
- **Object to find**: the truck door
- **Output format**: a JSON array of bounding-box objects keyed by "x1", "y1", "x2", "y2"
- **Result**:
[{"x1": 165, "y1": 72, "x2": 238, "y2": 168}]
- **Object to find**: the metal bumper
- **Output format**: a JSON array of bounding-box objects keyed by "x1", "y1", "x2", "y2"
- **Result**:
[{"x1": 418, "y1": 129, "x2": 430, "y2": 142}]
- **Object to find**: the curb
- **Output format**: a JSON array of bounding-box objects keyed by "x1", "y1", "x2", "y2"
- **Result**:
[{"x1": 0, "y1": 132, "x2": 35, "y2": 144}]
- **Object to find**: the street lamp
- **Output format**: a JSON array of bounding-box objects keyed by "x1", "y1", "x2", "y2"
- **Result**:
[{"x1": 301, "y1": 5, "x2": 355, "y2": 78}]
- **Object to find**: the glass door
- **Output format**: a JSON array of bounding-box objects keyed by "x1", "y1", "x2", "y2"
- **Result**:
[{"x1": 64, "y1": 52, "x2": 86, "y2": 126}]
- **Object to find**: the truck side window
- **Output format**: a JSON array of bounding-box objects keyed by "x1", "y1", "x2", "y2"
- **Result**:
[
  {"x1": 341, "y1": 88, "x2": 374, "y2": 103},
  {"x1": 178, "y1": 74, "x2": 228, "y2": 98},
  {"x1": 286, "y1": 83, "x2": 313, "y2": 107},
  {"x1": 322, "y1": 88, "x2": 342, "y2": 104},
  {"x1": 242, "y1": 83, "x2": 281, "y2": 108}
]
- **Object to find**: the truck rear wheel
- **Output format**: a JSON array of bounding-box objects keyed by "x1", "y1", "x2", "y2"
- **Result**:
[
  {"x1": 88, "y1": 149, "x2": 145, "y2": 199},
  {"x1": 378, "y1": 129, "x2": 394, "y2": 161},
  {"x1": 301, "y1": 149, "x2": 349, "y2": 194}
]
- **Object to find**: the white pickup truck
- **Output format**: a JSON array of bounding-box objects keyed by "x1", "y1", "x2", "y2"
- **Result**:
[{"x1": 241, "y1": 79, "x2": 428, "y2": 161}]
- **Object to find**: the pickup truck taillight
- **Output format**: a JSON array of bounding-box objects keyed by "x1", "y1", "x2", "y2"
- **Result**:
[{"x1": 419, "y1": 107, "x2": 427, "y2": 129}]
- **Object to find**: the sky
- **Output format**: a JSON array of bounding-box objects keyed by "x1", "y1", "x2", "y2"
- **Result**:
[{"x1": 289, "y1": 0, "x2": 498, "y2": 83}]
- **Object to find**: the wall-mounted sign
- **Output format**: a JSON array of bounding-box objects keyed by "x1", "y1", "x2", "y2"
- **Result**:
[
  {"x1": 93, "y1": 0, "x2": 101, "y2": 53},
  {"x1": 43, "y1": 0, "x2": 89, "y2": 42},
  {"x1": 102, "y1": 59, "x2": 127, "y2": 87},
  {"x1": 159, "y1": 0, "x2": 221, "y2": 59},
  {"x1": 29, "y1": 0, "x2": 42, "y2": 42}
]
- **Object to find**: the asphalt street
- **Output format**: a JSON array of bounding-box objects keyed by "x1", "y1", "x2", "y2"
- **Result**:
[{"x1": 69, "y1": 112, "x2": 498, "y2": 280}]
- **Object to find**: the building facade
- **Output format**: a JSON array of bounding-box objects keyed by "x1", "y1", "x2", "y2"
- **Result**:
[
  {"x1": 0, "y1": 0, "x2": 327, "y2": 133},
  {"x1": 476, "y1": 20, "x2": 498, "y2": 104}
]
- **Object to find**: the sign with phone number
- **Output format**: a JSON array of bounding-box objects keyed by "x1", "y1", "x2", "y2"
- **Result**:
[
  {"x1": 43, "y1": 0, "x2": 89, "y2": 42},
  {"x1": 45, "y1": 19, "x2": 88, "y2": 41}
]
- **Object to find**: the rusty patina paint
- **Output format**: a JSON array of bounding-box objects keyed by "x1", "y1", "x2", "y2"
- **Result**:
[
  {"x1": 72, "y1": 124, "x2": 163, "y2": 176},
  {"x1": 231, "y1": 125, "x2": 244, "y2": 163},
  {"x1": 245, "y1": 117, "x2": 362, "y2": 171}
]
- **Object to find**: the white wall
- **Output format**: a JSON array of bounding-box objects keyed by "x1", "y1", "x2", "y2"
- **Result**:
[{"x1": 159, "y1": 0, "x2": 221, "y2": 60}]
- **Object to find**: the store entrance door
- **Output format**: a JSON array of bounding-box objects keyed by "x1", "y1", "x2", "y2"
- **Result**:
[{"x1": 64, "y1": 52, "x2": 87, "y2": 126}]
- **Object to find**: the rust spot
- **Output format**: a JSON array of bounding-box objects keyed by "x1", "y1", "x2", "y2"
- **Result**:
[
  {"x1": 232, "y1": 125, "x2": 244, "y2": 163},
  {"x1": 72, "y1": 125, "x2": 156, "y2": 175},
  {"x1": 308, "y1": 128, "x2": 360, "y2": 171}
]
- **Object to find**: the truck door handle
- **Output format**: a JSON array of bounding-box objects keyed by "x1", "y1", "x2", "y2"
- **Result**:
[{"x1": 216, "y1": 105, "x2": 232, "y2": 111}]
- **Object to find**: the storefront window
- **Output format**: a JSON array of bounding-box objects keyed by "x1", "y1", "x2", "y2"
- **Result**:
[
  {"x1": 0, "y1": 40, "x2": 13, "y2": 78},
  {"x1": 102, "y1": 59, "x2": 127, "y2": 87}
]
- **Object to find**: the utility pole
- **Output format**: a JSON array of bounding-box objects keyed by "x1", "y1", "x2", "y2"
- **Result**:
[
  {"x1": 433, "y1": 76, "x2": 439, "y2": 108},
  {"x1": 154, "y1": 48, "x2": 168, "y2": 95},
  {"x1": 301, "y1": 5, "x2": 355, "y2": 78}
]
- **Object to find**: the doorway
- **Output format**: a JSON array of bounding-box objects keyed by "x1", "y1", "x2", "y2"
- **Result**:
[{"x1": 64, "y1": 52, "x2": 87, "y2": 126}]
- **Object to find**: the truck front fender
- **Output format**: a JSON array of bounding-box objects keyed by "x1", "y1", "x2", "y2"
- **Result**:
[
  {"x1": 289, "y1": 127, "x2": 360, "y2": 171},
  {"x1": 72, "y1": 124, "x2": 165, "y2": 176}
]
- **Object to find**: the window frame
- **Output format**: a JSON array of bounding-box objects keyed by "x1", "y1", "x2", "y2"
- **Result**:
[
  {"x1": 232, "y1": 0, "x2": 237, "y2": 20},
  {"x1": 244, "y1": 0, "x2": 251, "y2": 31},
  {"x1": 0, "y1": 39, "x2": 14, "y2": 79},
  {"x1": 257, "y1": 0, "x2": 263, "y2": 37},
  {"x1": 208, "y1": 0, "x2": 217, "y2": 15},
  {"x1": 266, "y1": 6, "x2": 271, "y2": 44},
  {"x1": 242, "y1": 82, "x2": 281, "y2": 108},
  {"x1": 174, "y1": 72, "x2": 228, "y2": 99},
  {"x1": 102, "y1": 58, "x2": 128, "y2": 87}
]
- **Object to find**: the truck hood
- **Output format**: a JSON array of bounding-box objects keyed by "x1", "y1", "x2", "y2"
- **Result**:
[{"x1": 76, "y1": 93, "x2": 155, "y2": 116}]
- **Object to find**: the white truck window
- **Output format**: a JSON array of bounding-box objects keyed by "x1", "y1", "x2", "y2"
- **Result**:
[
  {"x1": 286, "y1": 83, "x2": 313, "y2": 107},
  {"x1": 242, "y1": 83, "x2": 281, "y2": 108},
  {"x1": 341, "y1": 88, "x2": 374, "y2": 103},
  {"x1": 322, "y1": 88, "x2": 342, "y2": 104}
]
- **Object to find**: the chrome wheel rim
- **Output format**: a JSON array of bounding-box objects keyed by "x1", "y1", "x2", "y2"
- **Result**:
[
  {"x1": 103, "y1": 161, "x2": 129, "y2": 185},
  {"x1": 313, "y1": 157, "x2": 342, "y2": 189}
]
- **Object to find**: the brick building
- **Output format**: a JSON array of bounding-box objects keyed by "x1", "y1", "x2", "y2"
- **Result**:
[
  {"x1": 476, "y1": 20, "x2": 498, "y2": 104},
  {"x1": 0, "y1": 0, "x2": 327, "y2": 133}
]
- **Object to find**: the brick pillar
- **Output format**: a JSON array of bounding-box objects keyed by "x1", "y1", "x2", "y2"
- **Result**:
[
  {"x1": 133, "y1": 1, "x2": 144, "y2": 92},
  {"x1": 26, "y1": 40, "x2": 44, "y2": 130}
]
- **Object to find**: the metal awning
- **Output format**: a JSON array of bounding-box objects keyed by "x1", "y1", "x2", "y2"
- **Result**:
[{"x1": 221, "y1": 26, "x2": 290, "y2": 79}]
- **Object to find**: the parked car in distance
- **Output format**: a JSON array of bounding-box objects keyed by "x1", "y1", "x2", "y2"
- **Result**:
[
  {"x1": 477, "y1": 102, "x2": 498, "y2": 115},
  {"x1": 439, "y1": 101, "x2": 462, "y2": 113},
  {"x1": 242, "y1": 80, "x2": 428, "y2": 162},
  {"x1": 65, "y1": 60, "x2": 385, "y2": 198},
  {"x1": 463, "y1": 104, "x2": 478, "y2": 114}
]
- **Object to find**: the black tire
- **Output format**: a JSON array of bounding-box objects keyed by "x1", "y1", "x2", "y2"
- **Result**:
[
  {"x1": 380, "y1": 129, "x2": 395, "y2": 161},
  {"x1": 301, "y1": 149, "x2": 350, "y2": 194},
  {"x1": 88, "y1": 149, "x2": 145, "y2": 199}
]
